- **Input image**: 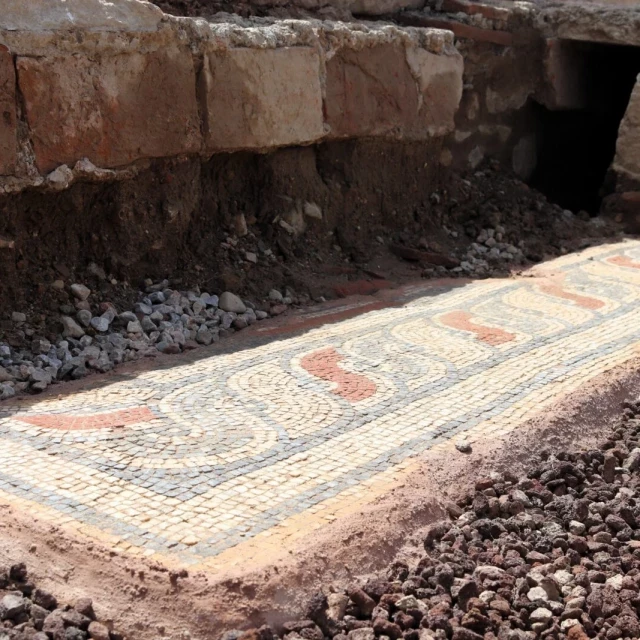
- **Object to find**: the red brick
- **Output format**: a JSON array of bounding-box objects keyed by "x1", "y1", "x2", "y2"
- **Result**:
[
  {"x1": 17, "y1": 46, "x2": 200, "y2": 173},
  {"x1": 0, "y1": 49, "x2": 18, "y2": 176}
]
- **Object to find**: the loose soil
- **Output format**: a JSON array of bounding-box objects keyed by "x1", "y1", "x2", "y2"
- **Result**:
[{"x1": 0, "y1": 147, "x2": 620, "y2": 349}]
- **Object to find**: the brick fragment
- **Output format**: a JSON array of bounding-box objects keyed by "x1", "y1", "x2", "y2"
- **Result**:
[{"x1": 398, "y1": 14, "x2": 514, "y2": 46}]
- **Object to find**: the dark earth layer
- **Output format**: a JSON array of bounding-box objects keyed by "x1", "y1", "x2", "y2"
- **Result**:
[{"x1": 0, "y1": 141, "x2": 617, "y2": 344}]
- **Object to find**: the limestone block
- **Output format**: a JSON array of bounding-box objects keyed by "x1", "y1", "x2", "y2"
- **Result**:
[
  {"x1": 0, "y1": 48, "x2": 17, "y2": 176},
  {"x1": 406, "y1": 47, "x2": 464, "y2": 137},
  {"x1": 537, "y1": 5, "x2": 640, "y2": 48},
  {"x1": 613, "y1": 75, "x2": 640, "y2": 183},
  {"x1": 538, "y1": 39, "x2": 589, "y2": 111},
  {"x1": 17, "y1": 46, "x2": 200, "y2": 173},
  {"x1": 3, "y1": 0, "x2": 163, "y2": 32},
  {"x1": 201, "y1": 47, "x2": 324, "y2": 152},
  {"x1": 325, "y1": 43, "x2": 462, "y2": 140}
]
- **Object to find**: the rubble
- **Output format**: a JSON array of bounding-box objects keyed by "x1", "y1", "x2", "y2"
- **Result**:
[
  {"x1": 0, "y1": 563, "x2": 123, "y2": 640},
  {"x1": 236, "y1": 396, "x2": 640, "y2": 640},
  {"x1": 0, "y1": 162, "x2": 620, "y2": 401},
  {"x1": 0, "y1": 280, "x2": 301, "y2": 398}
]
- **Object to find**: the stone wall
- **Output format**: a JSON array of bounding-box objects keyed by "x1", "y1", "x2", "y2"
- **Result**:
[
  {"x1": 0, "y1": 0, "x2": 463, "y2": 195},
  {"x1": 613, "y1": 75, "x2": 640, "y2": 187}
]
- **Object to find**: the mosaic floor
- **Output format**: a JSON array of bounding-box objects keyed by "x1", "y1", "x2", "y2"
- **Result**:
[{"x1": 2, "y1": 240, "x2": 640, "y2": 570}]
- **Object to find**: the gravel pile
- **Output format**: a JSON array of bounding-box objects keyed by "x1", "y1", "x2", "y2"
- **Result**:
[
  {"x1": 448, "y1": 223, "x2": 526, "y2": 278},
  {"x1": 0, "y1": 563, "x2": 118, "y2": 640},
  {"x1": 442, "y1": 165, "x2": 615, "y2": 264},
  {"x1": 235, "y1": 398, "x2": 640, "y2": 640},
  {"x1": 392, "y1": 163, "x2": 618, "y2": 281},
  {"x1": 0, "y1": 281, "x2": 298, "y2": 400}
]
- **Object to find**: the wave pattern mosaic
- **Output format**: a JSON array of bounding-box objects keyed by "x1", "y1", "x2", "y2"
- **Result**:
[{"x1": 2, "y1": 241, "x2": 640, "y2": 568}]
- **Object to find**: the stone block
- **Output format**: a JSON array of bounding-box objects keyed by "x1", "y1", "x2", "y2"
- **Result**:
[
  {"x1": 17, "y1": 46, "x2": 200, "y2": 173},
  {"x1": 537, "y1": 5, "x2": 640, "y2": 48},
  {"x1": 4, "y1": 0, "x2": 162, "y2": 32},
  {"x1": 538, "y1": 39, "x2": 589, "y2": 110},
  {"x1": 201, "y1": 47, "x2": 324, "y2": 152},
  {"x1": 325, "y1": 43, "x2": 462, "y2": 140},
  {"x1": 406, "y1": 47, "x2": 464, "y2": 137},
  {"x1": 613, "y1": 75, "x2": 640, "y2": 183},
  {"x1": 0, "y1": 48, "x2": 18, "y2": 176}
]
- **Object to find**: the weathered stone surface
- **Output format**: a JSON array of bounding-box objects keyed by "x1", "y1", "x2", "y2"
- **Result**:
[
  {"x1": 325, "y1": 43, "x2": 462, "y2": 140},
  {"x1": 17, "y1": 46, "x2": 200, "y2": 172},
  {"x1": 405, "y1": 47, "x2": 464, "y2": 137},
  {"x1": 3, "y1": 0, "x2": 163, "y2": 32},
  {"x1": 539, "y1": 39, "x2": 589, "y2": 110},
  {"x1": 0, "y1": 49, "x2": 18, "y2": 176},
  {"x1": 537, "y1": 4, "x2": 640, "y2": 47},
  {"x1": 613, "y1": 74, "x2": 640, "y2": 183},
  {"x1": 202, "y1": 47, "x2": 324, "y2": 152},
  {"x1": 325, "y1": 44, "x2": 416, "y2": 139}
]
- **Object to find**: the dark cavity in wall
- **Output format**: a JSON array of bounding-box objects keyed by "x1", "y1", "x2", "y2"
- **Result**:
[{"x1": 530, "y1": 41, "x2": 640, "y2": 214}]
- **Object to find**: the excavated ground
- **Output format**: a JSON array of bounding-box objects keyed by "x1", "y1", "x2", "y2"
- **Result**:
[
  {"x1": 0, "y1": 160, "x2": 620, "y2": 400},
  {"x1": 0, "y1": 161, "x2": 618, "y2": 349}
]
